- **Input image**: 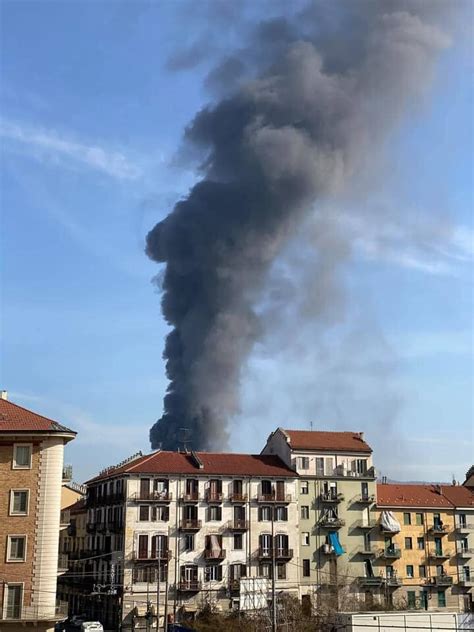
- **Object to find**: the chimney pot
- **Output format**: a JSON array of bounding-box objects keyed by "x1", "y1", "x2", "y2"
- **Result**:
[{"x1": 0, "y1": 390, "x2": 7, "y2": 401}]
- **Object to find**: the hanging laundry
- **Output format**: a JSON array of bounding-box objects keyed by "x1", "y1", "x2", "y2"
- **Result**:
[
  {"x1": 329, "y1": 531, "x2": 345, "y2": 556},
  {"x1": 380, "y1": 510, "x2": 401, "y2": 533}
]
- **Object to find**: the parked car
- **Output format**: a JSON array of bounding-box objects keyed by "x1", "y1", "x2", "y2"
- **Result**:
[{"x1": 81, "y1": 623, "x2": 104, "y2": 632}]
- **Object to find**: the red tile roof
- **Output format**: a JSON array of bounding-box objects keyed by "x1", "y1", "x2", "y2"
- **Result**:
[
  {"x1": 377, "y1": 483, "x2": 453, "y2": 508},
  {"x1": 0, "y1": 398, "x2": 76, "y2": 435},
  {"x1": 439, "y1": 485, "x2": 474, "y2": 508},
  {"x1": 88, "y1": 450, "x2": 296, "y2": 483},
  {"x1": 66, "y1": 498, "x2": 87, "y2": 514},
  {"x1": 283, "y1": 429, "x2": 372, "y2": 453}
]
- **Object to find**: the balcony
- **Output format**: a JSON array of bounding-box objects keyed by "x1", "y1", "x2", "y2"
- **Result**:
[
  {"x1": 458, "y1": 578, "x2": 474, "y2": 588},
  {"x1": 430, "y1": 575, "x2": 453, "y2": 587},
  {"x1": 455, "y1": 522, "x2": 474, "y2": 533},
  {"x1": 358, "y1": 576, "x2": 385, "y2": 587},
  {"x1": 132, "y1": 550, "x2": 172, "y2": 562},
  {"x1": 353, "y1": 493, "x2": 376, "y2": 504},
  {"x1": 457, "y1": 547, "x2": 474, "y2": 558},
  {"x1": 255, "y1": 548, "x2": 293, "y2": 560},
  {"x1": 229, "y1": 492, "x2": 248, "y2": 503},
  {"x1": 60, "y1": 510, "x2": 70, "y2": 529},
  {"x1": 386, "y1": 576, "x2": 402, "y2": 588},
  {"x1": 131, "y1": 491, "x2": 172, "y2": 503},
  {"x1": 428, "y1": 524, "x2": 449, "y2": 536},
  {"x1": 179, "y1": 519, "x2": 202, "y2": 531},
  {"x1": 379, "y1": 547, "x2": 402, "y2": 560},
  {"x1": 320, "y1": 491, "x2": 344, "y2": 503},
  {"x1": 205, "y1": 491, "x2": 223, "y2": 504},
  {"x1": 319, "y1": 516, "x2": 345, "y2": 529},
  {"x1": 356, "y1": 545, "x2": 378, "y2": 557},
  {"x1": 352, "y1": 519, "x2": 378, "y2": 531},
  {"x1": 227, "y1": 519, "x2": 249, "y2": 531},
  {"x1": 178, "y1": 580, "x2": 202, "y2": 592},
  {"x1": 204, "y1": 549, "x2": 226, "y2": 561},
  {"x1": 58, "y1": 553, "x2": 69, "y2": 574},
  {"x1": 324, "y1": 465, "x2": 376, "y2": 479},
  {"x1": 256, "y1": 493, "x2": 292, "y2": 504},
  {"x1": 180, "y1": 492, "x2": 200, "y2": 503},
  {"x1": 0, "y1": 601, "x2": 68, "y2": 621},
  {"x1": 429, "y1": 550, "x2": 452, "y2": 560}
]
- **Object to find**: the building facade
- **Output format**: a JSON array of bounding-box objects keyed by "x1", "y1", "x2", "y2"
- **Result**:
[
  {"x1": 0, "y1": 393, "x2": 76, "y2": 631},
  {"x1": 262, "y1": 428, "x2": 378, "y2": 610},
  {"x1": 80, "y1": 449, "x2": 299, "y2": 630},
  {"x1": 374, "y1": 483, "x2": 474, "y2": 612}
]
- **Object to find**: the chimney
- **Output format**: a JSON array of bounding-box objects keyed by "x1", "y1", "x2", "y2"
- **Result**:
[
  {"x1": 0, "y1": 390, "x2": 7, "y2": 400},
  {"x1": 382, "y1": 476, "x2": 387, "y2": 484},
  {"x1": 358, "y1": 432, "x2": 364, "y2": 441}
]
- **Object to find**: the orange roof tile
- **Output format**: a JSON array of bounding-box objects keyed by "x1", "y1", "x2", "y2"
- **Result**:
[
  {"x1": 377, "y1": 483, "x2": 453, "y2": 508},
  {"x1": 439, "y1": 485, "x2": 474, "y2": 508},
  {"x1": 88, "y1": 450, "x2": 296, "y2": 483},
  {"x1": 283, "y1": 429, "x2": 372, "y2": 453},
  {"x1": 0, "y1": 398, "x2": 76, "y2": 435}
]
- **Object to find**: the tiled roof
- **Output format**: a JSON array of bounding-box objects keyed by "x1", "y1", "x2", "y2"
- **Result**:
[
  {"x1": 439, "y1": 485, "x2": 474, "y2": 508},
  {"x1": 66, "y1": 498, "x2": 87, "y2": 514},
  {"x1": 283, "y1": 429, "x2": 372, "y2": 453},
  {"x1": 0, "y1": 398, "x2": 76, "y2": 435},
  {"x1": 377, "y1": 483, "x2": 453, "y2": 508},
  {"x1": 88, "y1": 450, "x2": 296, "y2": 483}
]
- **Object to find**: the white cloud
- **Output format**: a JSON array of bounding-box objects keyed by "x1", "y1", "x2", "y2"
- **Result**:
[{"x1": 0, "y1": 118, "x2": 141, "y2": 180}]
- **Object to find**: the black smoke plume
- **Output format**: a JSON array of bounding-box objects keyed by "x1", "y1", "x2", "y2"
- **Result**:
[{"x1": 146, "y1": 1, "x2": 453, "y2": 451}]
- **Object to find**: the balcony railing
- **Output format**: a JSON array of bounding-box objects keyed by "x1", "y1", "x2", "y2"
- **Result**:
[
  {"x1": 358, "y1": 576, "x2": 385, "y2": 587},
  {"x1": 132, "y1": 549, "x2": 172, "y2": 562},
  {"x1": 179, "y1": 519, "x2": 202, "y2": 530},
  {"x1": 386, "y1": 576, "x2": 402, "y2": 587},
  {"x1": 58, "y1": 553, "x2": 69, "y2": 573},
  {"x1": 428, "y1": 524, "x2": 449, "y2": 535},
  {"x1": 430, "y1": 575, "x2": 453, "y2": 587},
  {"x1": 353, "y1": 494, "x2": 376, "y2": 504},
  {"x1": 255, "y1": 548, "x2": 293, "y2": 560},
  {"x1": 204, "y1": 549, "x2": 226, "y2": 561},
  {"x1": 457, "y1": 547, "x2": 474, "y2": 557},
  {"x1": 429, "y1": 550, "x2": 452, "y2": 560},
  {"x1": 180, "y1": 492, "x2": 200, "y2": 503},
  {"x1": 229, "y1": 492, "x2": 248, "y2": 503},
  {"x1": 321, "y1": 491, "x2": 344, "y2": 503},
  {"x1": 227, "y1": 519, "x2": 249, "y2": 531},
  {"x1": 318, "y1": 517, "x2": 345, "y2": 529},
  {"x1": 0, "y1": 602, "x2": 68, "y2": 621},
  {"x1": 178, "y1": 580, "x2": 201, "y2": 592},
  {"x1": 321, "y1": 465, "x2": 376, "y2": 479},
  {"x1": 455, "y1": 522, "x2": 474, "y2": 532},
  {"x1": 205, "y1": 491, "x2": 223, "y2": 504},
  {"x1": 131, "y1": 491, "x2": 172, "y2": 503},
  {"x1": 256, "y1": 493, "x2": 292, "y2": 504},
  {"x1": 379, "y1": 547, "x2": 402, "y2": 560}
]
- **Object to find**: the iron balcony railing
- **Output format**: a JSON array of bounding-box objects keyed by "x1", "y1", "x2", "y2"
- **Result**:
[
  {"x1": 132, "y1": 549, "x2": 172, "y2": 562},
  {"x1": 131, "y1": 490, "x2": 172, "y2": 503},
  {"x1": 205, "y1": 490, "x2": 223, "y2": 503},
  {"x1": 256, "y1": 492, "x2": 292, "y2": 504},
  {"x1": 353, "y1": 493, "x2": 376, "y2": 504},
  {"x1": 429, "y1": 575, "x2": 453, "y2": 587},
  {"x1": 179, "y1": 519, "x2": 202, "y2": 530},
  {"x1": 379, "y1": 547, "x2": 402, "y2": 559},
  {"x1": 177, "y1": 580, "x2": 201, "y2": 592},
  {"x1": 256, "y1": 547, "x2": 293, "y2": 560},
  {"x1": 386, "y1": 576, "x2": 402, "y2": 587},
  {"x1": 358, "y1": 576, "x2": 385, "y2": 587},
  {"x1": 180, "y1": 492, "x2": 200, "y2": 503},
  {"x1": 427, "y1": 524, "x2": 450, "y2": 535},
  {"x1": 320, "y1": 491, "x2": 344, "y2": 503},
  {"x1": 319, "y1": 517, "x2": 345, "y2": 529},
  {"x1": 229, "y1": 492, "x2": 248, "y2": 503},
  {"x1": 204, "y1": 548, "x2": 226, "y2": 561},
  {"x1": 320, "y1": 465, "x2": 376, "y2": 479},
  {"x1": 428, "y1": 549, "x2": 452, "y2": 560},
  {"x1": 227, "y1": 519, "x2": 249, "y2": 531}
]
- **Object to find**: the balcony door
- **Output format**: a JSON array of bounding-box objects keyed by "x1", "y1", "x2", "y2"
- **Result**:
[
  {"x1": 138, "y1": 534, "x2": 148, "y2": 559},
  {"x1": 140, "y1": 478, "x2": 150, "y2": 499},
  {"x1": 260, "y1": 533, "x2": 272, "y2": 557},
  {"x1": 275, "y1": 534, "x2": 288, "y2": 556},
  {"x1": 234, "y1": 505, "x2": 245, "y2": 523},
  {"x1": 276, "y1": 481, "x2": 285, "y2": 500},
  {"x1": 184, "y1": 505, "x2": 197, "y2": 520},
  {"x1": 151, "y1": 535, "x2": 168, "y2": 557},
  {"x1": 233, "y1": 480, "x2": 243, "y2": 496},
  {"x1": 181, "y1": 565, "x2": 198, "y2": 582}
]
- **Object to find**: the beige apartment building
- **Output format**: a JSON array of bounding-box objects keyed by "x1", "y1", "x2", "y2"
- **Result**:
[
  {"x1": 0, "y1": 392, "x2": 76, "y2": 631},
  {"x1": 262, "y1": 428, "x2": 378, "y2": 610},
  {"x1": 79, "y1": 449, "x2": 299, "y2": 630}
]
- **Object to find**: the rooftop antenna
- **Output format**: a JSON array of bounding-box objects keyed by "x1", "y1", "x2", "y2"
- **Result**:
[{"x1": 309, "y1": 421, "x2": 313, "y2": 431}]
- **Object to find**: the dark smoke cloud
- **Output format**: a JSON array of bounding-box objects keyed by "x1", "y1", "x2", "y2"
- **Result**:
[{"x1": 146, "y1": 1, "x2": 454, "y2": 451}]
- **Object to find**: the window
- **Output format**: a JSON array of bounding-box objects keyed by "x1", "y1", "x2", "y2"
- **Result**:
[
  {"x1": 275, "y1": 507, "x2": 287, "y2": 521},
  {"x1": 13, "y1": 445, "x2": 32, "y2": 469},
  {"x1": 184, "y1": 534, "x2": 194, "y2": 552},
  {"x1": 386, "y1": 565, "x2": 394, "y2": 578},
  {"x1": 205, "y1": 565, "x2": 222, "y2": 582},
  {"x1": 10, "y1": 491, "x2": 29, "y2": 516},
  {"x1": 5, "y1": 584, "x2": 23, "y2": 619},
  {"x1": 416, "y1": 513, "x2": 424, "y2": 525},
  {"x1": 460, "y1": 537, "x2": 469, "y2": 552},
  {"x1": 458, "y1": 513, "x2": 467, "y2": 527},
  {"x1": 152, "y1": 506, "x2": 169, "y2": 522},
  {"x1": 406, "y1": 565, "x2": 414, "y2": 578},
  {"x1": 417, "y1": 537, "x2": 425, "y2": 550},
  {"x1": 233, "y1": 534, "x2": 243, "y2": 550},
  {"x1": 259, "y1": 563, "x2": 271, "y2": 578},
  {"x1": 355, "y1": 459, "x2": 367, "y2": 475},
  {"x1": 302, "y1": 532, "x2": 310, "y2": 546},
  {"x1": 405, "y1": 537, "x2": 413, "y2": 550},
  {"x1": 301, "y1": 506, "x2": 309, "y2": 520},
  {"x1": 437, "y1": 591, "x2": 446, "y2": 608},
  {"x1": 7, "y1": 536, "x2": 26, "y2": 562},
  {"x1": 433, "y1": 513, "x2": 441, "y2": 526},
  {"x1": 276, "y1": 563, "x2": 286, "y2": 580},
  {"x1": 407, "y1": 591, "x2": 416, "y2": 608},
  {"x1": 299, "y1": 457, "x2": 309, "y2": 470},
  {"x1": 303, "y1": 559, "x2": 310, "y2": 577},
  {"x1": 463, "y1": 566, "x2": 471, "y2": 581},
  {"x1": 403, "y1": 512, "x2": 411, "y2": 525},
  {"x1": 436, "y1": 565, "x2": 444, "y2": 576},
  {"x1": 300, "y1": 481, "x2": 309, "y2": 495},
  {"x1": 419, "y1": 565, "x2": 426, "y2": 578},
  {"x1": 259, "y1": 506, "x2": 272, "y2": 521},
  {"x1": 208, "y1": 506, "x2": 222, "y2": 521},
  {"x1": 139, "y1": 506, "x2": 149, "y2": 521}
]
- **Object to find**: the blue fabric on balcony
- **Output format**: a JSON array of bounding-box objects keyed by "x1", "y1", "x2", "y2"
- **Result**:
[{"x1": 329, "y1": 531, "x2": 345, "y2": 556}]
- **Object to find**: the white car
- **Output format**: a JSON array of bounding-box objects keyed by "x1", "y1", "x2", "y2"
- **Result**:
[{"x1": 80, "y1": 623, "x2": 104, "y2": 632}]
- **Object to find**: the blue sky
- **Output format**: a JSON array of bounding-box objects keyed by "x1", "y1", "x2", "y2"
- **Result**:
[{"x1": 0, "y1": 1, "x2": 472, "y2": 484}]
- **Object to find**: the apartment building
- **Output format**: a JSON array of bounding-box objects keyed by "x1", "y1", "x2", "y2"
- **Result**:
[
  {"x1": 262, "y1": 428, "x2": 378, "y2": 609},
  {"x1": 375, "y1": 483, "x2": 461, "y2": 611},
  {"x1": 81, "y1": 449, "x2": 299, "y2": 630},
  {"x1": 0, "y1": 393, "x2": 76, "y2": 631}
]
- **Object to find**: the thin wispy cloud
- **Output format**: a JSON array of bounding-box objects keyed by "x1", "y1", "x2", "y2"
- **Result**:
[{"x1": 0, "y1": 118, "x2": 141, "y2": 180}]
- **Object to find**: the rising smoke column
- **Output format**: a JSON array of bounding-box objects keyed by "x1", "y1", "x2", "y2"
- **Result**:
[{"x1": 146, "y1": 1, "x2": 451, "y2": 451}]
